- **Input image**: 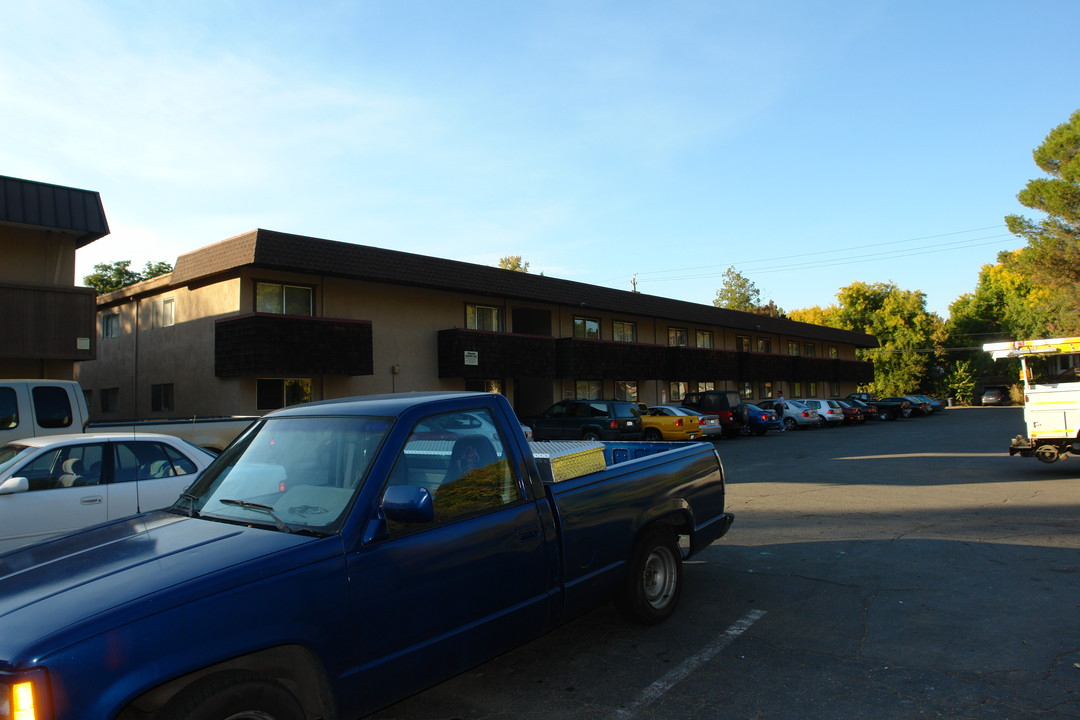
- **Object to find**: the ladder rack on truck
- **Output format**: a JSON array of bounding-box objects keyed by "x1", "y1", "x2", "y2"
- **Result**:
[{"x1": 983, "y1": 336, "x2": 1080, "y2": 463}]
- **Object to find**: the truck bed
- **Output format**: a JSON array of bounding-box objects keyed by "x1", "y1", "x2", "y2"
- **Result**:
[{"x1": 537, "y1": 439, "x2": 729, "y2": 621}]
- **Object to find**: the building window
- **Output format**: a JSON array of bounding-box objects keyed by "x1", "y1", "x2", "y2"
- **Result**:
[
  {"x1": 828, "y1": 346, "x2": 839, "y2": 359},
  {"x1": 807, "y1": 382, "x2": 818, "y2": 397},
  {"x1": 667, "y1": 381, "x2": 688, "y2": 401},
  {"x1": 736, "y1": 335, "x2": 751, "y2": 352},
  {"x1": 759, "y1": 381, "x2": 774, "y2": 399},
  {"x1": 101, "y1": 387, "x2": 120, "y2": 413},
  {"x1": 792, "y1": 382, "x2": 803, "y2": 397},
  {"x1": 697, "y1": 381, "x2": 715, "y2": 392},
  {"x1": 614, "y1": 380, "x2": 638, "y2": 402},
  {"x1": 804, "y1": 343, "x2": 816, "y2": 357},
  {"x1": 573, "y1": 316, "x2": 601, "y2": 339},
  {"x1": 830, "y1": 382, "x2": 840, "y2": 397},
  {"x1": 696, "y1": 331, "x2": 713, "y2": 349},
  {"x1": 156, "y1": 297, "x2": 175, "y2": 328},
  {"x1": 613, "y1": 321, "x2": 637, "y2": 343},
  {"x1": 102, "y1": 313, "x2": 120, "y2": 338},
  {"x1": 151, "y1": 383, "x2": 174, "y2": 412},
  {"x1": 668, "y1": 327, "x2": 688, "y2": 347},
  {"x1": 466, "y1": 304, "x2": 502, "y2": 332},
  {"x1": 739, "y1": 381, "x2": 753, "y2": 399},
  {"x1": 756, "y1": 337, "x2": 771, "y2": 353},
  {"x1": 787, "y1": 341, "x2": 800, "y2": 356},
  {"x1": 257, "y1": 378, "x2": 312, "y2": 410},
  {"x1": 575, "y1": 380, "x2": 601, "y2": 400},
  {"x1": 465, "y1": 379, "x2": 503, "y2": 394},
  {"x1": 256, "y1": 283, "x2": 313, "y2": 316}
]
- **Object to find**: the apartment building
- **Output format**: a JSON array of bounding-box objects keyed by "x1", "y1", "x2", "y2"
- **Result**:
[
  {"x1": 0, "y1": 175, "x2": 109, "y2": 379},
  {"x1": 76, "y1": 228, "x2": 877, "y2": 418}
]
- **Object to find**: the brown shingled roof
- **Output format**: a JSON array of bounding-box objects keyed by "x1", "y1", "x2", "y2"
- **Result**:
[{"x1": 171, "y1": 228, "x2": 879, "y2": 348}]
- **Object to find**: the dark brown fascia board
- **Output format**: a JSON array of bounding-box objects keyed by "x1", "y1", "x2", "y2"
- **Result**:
[
  {"x1": 167, "y1": 228, "x2": 879, "y2": 349},
  {"x1": 95, "y1": 273, "x2": 175, "y2": 309},
  {"x1": 0, "y1": 175, "x2": 110, "y2": 247}
]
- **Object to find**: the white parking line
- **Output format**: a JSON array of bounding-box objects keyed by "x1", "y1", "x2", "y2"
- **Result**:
[{"x1": 614, "y1": 609, "x2": 767, "y2": 718}]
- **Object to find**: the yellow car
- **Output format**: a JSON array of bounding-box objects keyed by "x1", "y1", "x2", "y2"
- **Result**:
[{"x1": 638, "y1": 405, "x2": 701, "y2": 441}]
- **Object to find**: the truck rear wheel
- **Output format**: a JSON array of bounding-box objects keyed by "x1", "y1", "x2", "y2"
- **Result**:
[
  {"x1": 1035, "y1": 444, "x2": 1062, "y2": 463},
  {"x1": 616, "y1": 527, "x2": 682, "y2": 625},
  {"x1": 157, "y1": 670, "x2": 305, "y2": 720},
  {"x1": 644, "y1": 428, "x2": 663, "y2": 441}
]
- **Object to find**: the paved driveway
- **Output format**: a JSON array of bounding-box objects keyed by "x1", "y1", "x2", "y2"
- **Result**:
[{"x1": 373, "y1": 407, "x2": 1080, "y2": 719}]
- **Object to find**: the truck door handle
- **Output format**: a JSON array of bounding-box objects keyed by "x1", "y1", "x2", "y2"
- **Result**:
[
  {"x1": 518, "y1": 523, "x2": 541, "y2": 541},
  {"x1": 80, "y1": 496, "x2": 104, "y2": 505}
]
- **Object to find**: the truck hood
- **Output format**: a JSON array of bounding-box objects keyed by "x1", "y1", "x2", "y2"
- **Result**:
[{"x1": 0, "y1": 510, "x2": 328, "y2": 667}]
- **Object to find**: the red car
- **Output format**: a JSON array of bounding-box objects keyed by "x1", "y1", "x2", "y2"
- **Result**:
[
  {"x1": 844, "y1": 397, "x2": 879, "y2": 421},
  {"x1": 836, "y1": 399, "x2": 866, "y2": 424}
]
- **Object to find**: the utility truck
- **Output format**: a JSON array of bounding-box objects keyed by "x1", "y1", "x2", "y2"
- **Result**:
[{"x1": 983, "y1": 336, "x2": 1080, "y2": 463}]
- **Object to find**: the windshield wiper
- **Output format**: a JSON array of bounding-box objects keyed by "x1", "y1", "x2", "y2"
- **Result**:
[{"x1": 218, "y1": 498, "x2": 294, "y2": 533}]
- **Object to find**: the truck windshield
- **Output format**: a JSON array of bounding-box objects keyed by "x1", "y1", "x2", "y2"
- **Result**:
[{"x1": 181, "y1": 415, "x2": 392, "y2": 533}]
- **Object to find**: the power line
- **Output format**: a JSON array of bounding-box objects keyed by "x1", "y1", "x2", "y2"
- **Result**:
[
  {"x1": 640, "y1": 234, "x2": 1012, "y2": 283},
  {"x1": 604, "y1": 224, "x2": 1012, "y2": 285}
]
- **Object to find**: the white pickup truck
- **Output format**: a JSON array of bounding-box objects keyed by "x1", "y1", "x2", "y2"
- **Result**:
[{"x1": 0, "y1": 379, "x2": 256, "y2": 452}]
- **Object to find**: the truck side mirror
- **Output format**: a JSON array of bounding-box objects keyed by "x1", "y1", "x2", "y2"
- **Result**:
[
  {"x1": 382, "y1": 485, "x2": 434, "y2": 524},
  {"x1": 0, "y1": 477, "x2": 30, "y2": 495}
]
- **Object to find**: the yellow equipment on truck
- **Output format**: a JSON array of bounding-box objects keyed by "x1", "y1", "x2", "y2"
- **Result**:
[{"x1": 983, "y1": 336, "x2": 1080, "y2": 463}]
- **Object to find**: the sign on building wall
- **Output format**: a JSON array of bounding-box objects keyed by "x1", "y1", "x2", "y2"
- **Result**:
[{"x1": 464, "y1": 350, "x2": 479, "y2": 366}]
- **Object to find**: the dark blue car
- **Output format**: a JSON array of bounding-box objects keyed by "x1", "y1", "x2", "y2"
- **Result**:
[{"x1": 739, "y1": 402, "x2": 782, "y2": 435}]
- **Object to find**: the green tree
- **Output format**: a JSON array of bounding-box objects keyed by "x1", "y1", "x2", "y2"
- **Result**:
[
  {"x1": 498, "y1": 255, "x2": 530, "y2": 272},
  {"x1": 713, "y1": 267, "x2": 785, "y2": 317},
  {"x1": 788, "y1": 305, "x2": 836, "y2": 327},
  {"x1": 83, "y1": 260, "x2": 173, "y2": 295},
  {"x1": 1003, "y1": 108, "x2": 1080, "y2": 334},
  {"x1": 791, "y1": 281, "x2": 945, "y2": 396},
  {"x1": 714, "y1": 267, "x2": 759, "y2": 311}
]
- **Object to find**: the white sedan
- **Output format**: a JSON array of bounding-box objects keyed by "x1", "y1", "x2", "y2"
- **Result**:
[{"x1": 0, "y1": 432, "x2": 216, "y2": 553}]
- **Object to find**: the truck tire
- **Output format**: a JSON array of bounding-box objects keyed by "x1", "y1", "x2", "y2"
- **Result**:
[
  {"x1": 1035, "y1": 444, "x2": 1061, "y2": 463},
  {"x1": 616, "y1": 527, "x2": 682, "y2": 625},
  {"x1": 157, "y1": 670, "x2": 305, "y2": 720},
  {"x1": 644, "y1": 428, "x2": 663, "y2": 441}
]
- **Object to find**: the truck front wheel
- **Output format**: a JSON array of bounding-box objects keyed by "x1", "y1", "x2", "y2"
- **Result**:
[
  {"x1": 616, "y1": 528, "x2": 682, "y2": 625},
  {"x1": 157, "y1": 670, "x2": 305, "y2": 720}
]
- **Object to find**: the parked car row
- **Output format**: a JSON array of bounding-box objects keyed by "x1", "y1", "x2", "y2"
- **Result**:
[{"x1": 519, "y1": 392, "x2": 948, "y2": 444}]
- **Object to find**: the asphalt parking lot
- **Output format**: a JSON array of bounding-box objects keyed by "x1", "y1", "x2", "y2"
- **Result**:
[{"x1": 373, "y1": 407, "x2": 1080, "y2": 720}]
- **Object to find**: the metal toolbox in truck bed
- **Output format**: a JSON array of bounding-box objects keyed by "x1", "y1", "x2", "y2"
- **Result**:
[{"x1": 528, "y1": 441, "x2": 607, "y2": 483}]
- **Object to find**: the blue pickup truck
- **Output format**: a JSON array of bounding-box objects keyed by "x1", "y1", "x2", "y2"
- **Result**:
[{"x1": 0, "y1": 391, "x2": 733, "y2": 720}]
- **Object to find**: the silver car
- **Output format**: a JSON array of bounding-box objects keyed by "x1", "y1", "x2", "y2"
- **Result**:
[
  {"x1": 757, "y1": 399, "x2": 820, "y2": 430},
  {"x1": 794, "y1": 398, "x2": 846, "y2": 427}
]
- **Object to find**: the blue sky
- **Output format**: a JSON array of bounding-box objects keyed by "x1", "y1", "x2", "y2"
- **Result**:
[{"x1": 3, "y1": 0, "x2": 1076, "y2": 317}]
